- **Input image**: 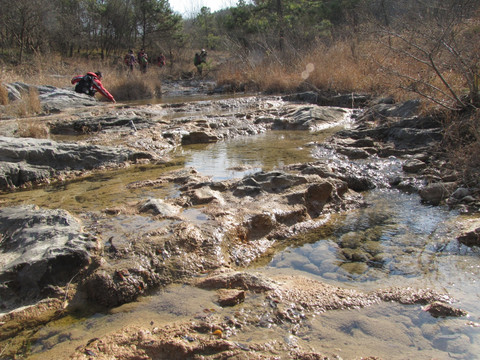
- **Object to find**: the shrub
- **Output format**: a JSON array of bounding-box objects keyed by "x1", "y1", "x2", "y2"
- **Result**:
[{"x1": 109, "y1": 72, "x2": 161, "y2": 101}]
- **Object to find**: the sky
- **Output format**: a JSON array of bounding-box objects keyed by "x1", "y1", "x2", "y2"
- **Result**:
[{"x1": 169, "y1": 0, "x2": 239, "y2": 16}]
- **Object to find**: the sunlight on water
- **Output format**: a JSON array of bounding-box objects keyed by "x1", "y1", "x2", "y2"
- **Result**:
[
  {"x1": 177, "y1": 129, "x2": 341, "y2": 181},
  {"x1": 2, "y1": 122, "x2": 480, "y2": 360},
  {"x1": 0, "y1": 164, "x2": 182, "y2": 213},
  {"x1": 262, "y1": 189, "x2": 480, "y2": 359}
]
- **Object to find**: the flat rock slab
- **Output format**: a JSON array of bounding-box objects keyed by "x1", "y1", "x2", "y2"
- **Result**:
[{"x1": 0, "y1": 136, "x2": 153, "y2": 189}]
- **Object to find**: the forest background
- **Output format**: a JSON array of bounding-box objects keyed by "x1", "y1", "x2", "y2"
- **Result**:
[{"x1": 1, "y1": 0, "x2": 480, "y2": 186}]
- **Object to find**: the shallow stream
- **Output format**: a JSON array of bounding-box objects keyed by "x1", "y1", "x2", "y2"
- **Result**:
[{"x1": 2, "y1": 108, "x2": 480, "y2": 359}]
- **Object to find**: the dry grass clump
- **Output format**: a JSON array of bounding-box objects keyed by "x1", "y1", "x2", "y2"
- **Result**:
[
  {"x1": 3, "y1": 87, "x2": 42, "y2": 118},
  {"x1": 23, "y1": 87, "x2": 42, "y2": 115},
  {"x1": 16, "y1": 119, "x2": 50, "y2": 138},
  {"x1": 216, "y1": 67, "x2": 249, "y2": 91},
  {"x1": 0, "y1": 83, "x2": 8, "y2": 105},
  {"x1": 301, "y1": 42, "x2": 382, "y2": 94},
  {"x1": 109, "y1": 71, "x2": 162, "y2": 101},
  {"x1": 252, "y1": 63, "x2": 301, "y2": 93}
]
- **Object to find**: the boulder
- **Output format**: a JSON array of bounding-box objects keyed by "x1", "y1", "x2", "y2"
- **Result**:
[
  {"x1": 188, "y1": 187, "x2": 224, "y2": 205},
  {"x1": 419, "y1": 182, "x2": 457, "y2": 205},
  {"x1": 305, "y1": 181, "x2": 334, "y2": 215},
  {"x1": 194, "y1": 270, "x2": 277, "y2": 292},
  {"x1": 359, "y1": 99, "x2": 421, "y2": 121},
  {"x1": 181, "y1": 131, "x2": 220, "y2": 145},
  {"x1": 272, "y1": 105, "x2": 350, "y2": 131},
  {"x1": 0, "y1": 205, "x2": 97, "y2": 310},
  {"x1": 216, "y1": 289, "x2": 246, "y2": 307},
  {"x1": 282, "y1": 91, "x2": 371, "y2": 108},
  {"x1": 402, "y1": 158, "x2": 427, "y2": 173},
  {"x1": 5, "y1": 82, "x2": 98, "y2": 112}
]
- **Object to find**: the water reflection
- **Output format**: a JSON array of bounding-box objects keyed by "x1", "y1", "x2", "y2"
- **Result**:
[
  {"x1": 2, "y1": 119, "x2": 480, "y2": 359},
  {"x1": 265, "y1": 188, "x2": 467, "y2": 282},
  {"x1": 175, "y1": 130, "x2": 341, "y2": 181}
]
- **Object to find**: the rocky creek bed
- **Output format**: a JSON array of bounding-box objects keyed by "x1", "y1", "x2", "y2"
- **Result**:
[{"x1": 1, "y1": 81, "x2": 480, "y2": 359}]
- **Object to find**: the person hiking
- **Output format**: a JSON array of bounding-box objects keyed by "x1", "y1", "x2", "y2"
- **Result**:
[
  {"x1": 124, "y1": 49, "x2": 137, "y2": 71},
  {"x1": 157, "y1": 53, "x2": 166, "y2": 67},
  {"x1": 194, "y1": 49, "x2": 207, "y2": 75},
  {"x1": 137, "y1": 49, "x2": 148, "y2": 73},
  {"x1": 71, "y1": 71, "x2": 116, "y2": 103}
]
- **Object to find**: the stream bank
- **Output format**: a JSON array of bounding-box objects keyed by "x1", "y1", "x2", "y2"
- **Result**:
[{"x1": 1, "y1": 81, "x2": 479, "y2": 359}]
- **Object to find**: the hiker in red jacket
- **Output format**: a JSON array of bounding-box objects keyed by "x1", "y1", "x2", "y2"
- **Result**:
[{"x1": 71, "y1": 71, "x2": 116, "y2": 103}]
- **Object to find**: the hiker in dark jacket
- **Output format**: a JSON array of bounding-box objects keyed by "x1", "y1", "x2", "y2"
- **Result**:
[
  {"x1": 194, "y1": 49, "x2": 207, "y2": 75},
  {"x1": 124, "y1": 49, "x2": 137, "y2": 71},
  {"x1": 71, "y1": 71, "x2": 116, "y2": 103},
  {"x1": 137, "y1": 49, "x2": 148, "y2": 73}
]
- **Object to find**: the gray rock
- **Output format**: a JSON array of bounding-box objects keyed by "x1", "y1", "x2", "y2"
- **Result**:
[
  {"x1": 452, "y1": 187, "x2": 470, "y2": 199},
  {"x1": 282, "y1": 91, "x2": 371, "y2": 107},
  {"x1": 181, "y1": 131, "x2": 220, "y2": 145},
  {"x1": 336, "y1": 146, "x2": 371, "y2": 159},
  {"x1": 423, "y1": 301, "x2": 467, "y2": 318},
  {"x1": 5, "y1": 82, "x2": 98, "y2": 112},
  {"x1": 238, "y1": 171, "x2": 308, "y2": 195},
  {"x1": 188, "y1": 187, "x2": 224, "y2": 205},
  {"x1": 138, "y1": 199, "x2": 181, "y2": 217},
  {"x1": 402, "y1": 158, "x2": 427, "y2": 173},
  {"x1": 0, "y1": 205, "x2": 96, "y2": 310},
  {"x1": 0, "y1": 136, "x2": 153, "y2": 189},
  {"x1": 419, "y1": 182, "x2": 457, "y2": 205},
  {"x1": 359, "y1": 99, "x2": 421, "y2": 121},
  {"x1": 272, "y1": 105, "x2": 350, "y2": 131},
  {"x1": 305, "y1": 181, "x2": 334, "y2": 215}
]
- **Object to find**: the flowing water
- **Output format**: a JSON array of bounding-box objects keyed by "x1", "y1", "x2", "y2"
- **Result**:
[{"x1": 2, "y1": 113, "x2": 480, "y2": 359}]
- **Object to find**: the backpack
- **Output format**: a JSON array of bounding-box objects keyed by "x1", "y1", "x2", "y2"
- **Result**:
[
  {"x1": 75, "y1": 74, "x2": 95, "y2": 96},
  {"x1": 139, "y1": 52, "x2": 148, "y2": 65},
  {"x1": 194, "y1": 53, "x2": 201, "y2": 66}
]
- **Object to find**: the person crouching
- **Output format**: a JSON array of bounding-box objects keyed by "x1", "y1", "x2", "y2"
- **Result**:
[{"x1": 71, "y1": 71, "x2": 116, "y2": 103}]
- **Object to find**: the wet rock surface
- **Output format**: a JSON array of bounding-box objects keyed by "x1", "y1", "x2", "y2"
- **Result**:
[
  {"x1": 0, "y1": 205, "x2": 97, "y2": 312},
  {"x1": 319, "y1": 99, "x2": 480, "y2": 212},
  {"x1": 0, "y1": 85, "x2": 353, "y2": 191},
  {"x1": 0, "y1": 82, "x2": 478, "y2": 359},
  {"x1": 67, "y1": 271, "x2": 459, "y2": 360},
  {"x1": 0, "y1": 136, "x2": 154, "y2": 189}
]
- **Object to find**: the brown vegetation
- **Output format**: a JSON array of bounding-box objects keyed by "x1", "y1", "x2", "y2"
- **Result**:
[
  {"x1": 0, "y1": 83, "x2": 8, "y2": 105},
  {"x1": 441, "y1": 110, "x2": 480, "y2": 188},
  {"x1": 16, "y1": 118, "x2": 49, "y2": 138}
]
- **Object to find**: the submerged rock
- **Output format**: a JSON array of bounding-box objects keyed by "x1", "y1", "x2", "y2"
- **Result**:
[
  {"x1": 422, "y1": 301, "x2": 468, "y2": 318},
  {"x1": 457, "y1": 225, "x2": 480, "y2": 247}
]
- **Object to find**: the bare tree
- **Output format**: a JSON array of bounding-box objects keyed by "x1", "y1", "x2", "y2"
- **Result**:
[
  {"x1": 373, "y1": 0, "x2": 480, "y2": 110},
  {"x1": 1, "y1": 0, "x2": 52, "y2": 63}
]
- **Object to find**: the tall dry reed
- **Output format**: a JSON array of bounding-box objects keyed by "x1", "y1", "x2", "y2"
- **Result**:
[
  {"x1": 0, "y1": 83, "x2": 8, "y2": 105},
  {"x1": 217, "y1": 41, "x2": 392, "y2": 96},
  {"x1": 3, "y1": 87, "x2": 42, "y2": 119}
]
